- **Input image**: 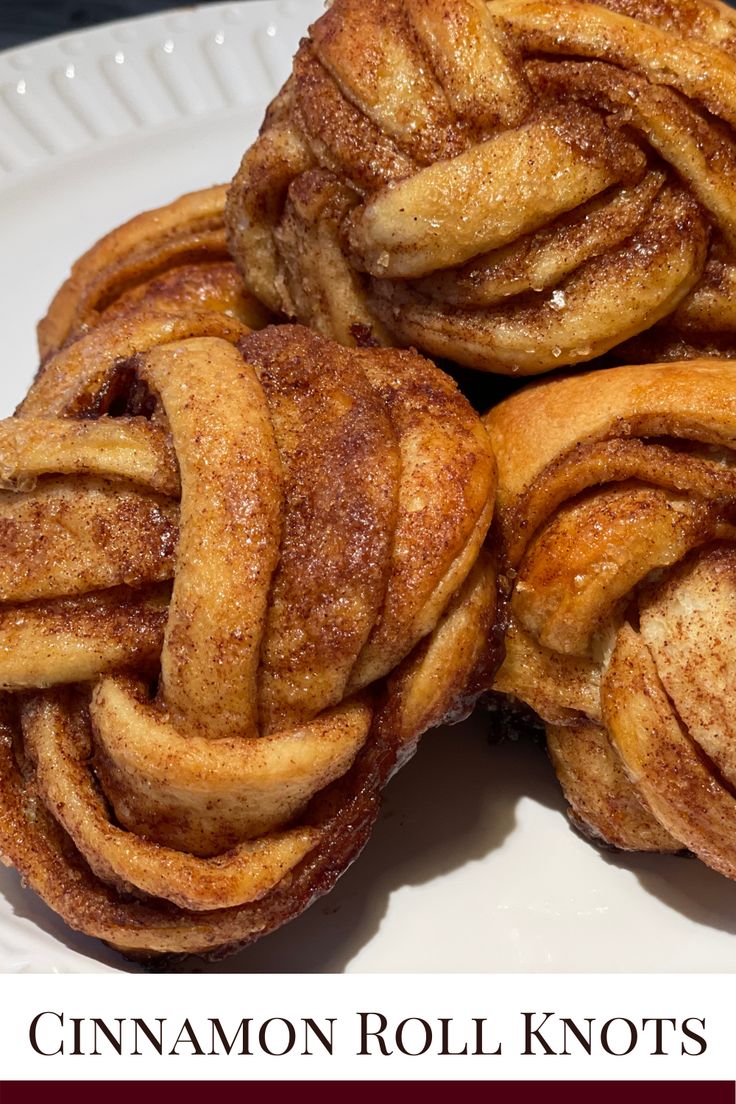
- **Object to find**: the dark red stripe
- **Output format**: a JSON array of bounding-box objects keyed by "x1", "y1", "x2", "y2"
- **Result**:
[{"x1": 1, "y1": 1083, "x2": 733, "y2": 1104}]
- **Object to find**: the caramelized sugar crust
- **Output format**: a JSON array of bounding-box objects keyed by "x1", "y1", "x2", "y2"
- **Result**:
[
  {"x1": 487, "y1": 359, "x2": 736, "y2": 873},
  {"x1": 0, "y1": 193, "x2": 499, "y2": 960},
  {"x1": 38, "y1": 184, "x2": 270, "y2": 362},
  {"x1": 227, "y1": 0, "x2": 736, "y2": 375}
]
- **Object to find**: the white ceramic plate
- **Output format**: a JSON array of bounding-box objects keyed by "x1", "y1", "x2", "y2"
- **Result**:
[{"x1": 2, "y1": 0, "x2": 736, "y2": 975}]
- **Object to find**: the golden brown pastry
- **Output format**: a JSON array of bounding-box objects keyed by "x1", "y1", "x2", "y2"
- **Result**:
[
  {"x1": 227, "y1": 0, "x2": 736, "y2": 375},
  {"x1": 486, "y1": 359, "x2": 736, "y2": 873},
  {"x1": 38, "y1": 184, "x2": 270, "y2": 362},
  {"x1": 0, "y1": 273, "x2": 497, "y2": 958}
]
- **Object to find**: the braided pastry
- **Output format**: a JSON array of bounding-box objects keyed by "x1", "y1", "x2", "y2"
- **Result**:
[
  {"x1": 39, "y1": 184, "x2": 270, "y2": 363},
  {"x1": 227, "y1": 0, "x2": 736, "y2": 375},
  {"x1": 487, "y1": 359, "x2": 736, "y2": 873},
  {"x1": 0, "y1": 207, "x2": 497, "y2": 957}
]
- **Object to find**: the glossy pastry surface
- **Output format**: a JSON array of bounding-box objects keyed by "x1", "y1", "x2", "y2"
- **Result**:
[
  {"x1": 227, "y1": 0, "x2": 736, "y2": 374},
  {"x1": 487, "y1": 360, "x2": 736, "y2": 872},
  {"x1": 38, "y1": 184, "x2": 270, "y2": 363},
  {"x1": 0, "y1": 198, "x2": 498, "y2": 960}
]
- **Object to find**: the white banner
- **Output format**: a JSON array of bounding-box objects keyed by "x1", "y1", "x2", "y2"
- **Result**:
[{"x1": 0, "y1": 973, "x2": 729, "y2": 1082}]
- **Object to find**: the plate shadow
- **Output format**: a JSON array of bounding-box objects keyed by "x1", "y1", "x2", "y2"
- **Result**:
[{"x1": 5, "y1": 711, "x2": 736, "y2": 972}]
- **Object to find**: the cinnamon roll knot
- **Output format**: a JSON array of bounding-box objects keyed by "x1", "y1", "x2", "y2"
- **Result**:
[
  {"x1": 38, "y1": 184, "x2": 270, "y2": 364},
  {"x1": 0, "y1": 218, "x2": 497, "y2": 958},
  {"x1": 487, "y1": 359, "x2": 736, "y2": 876},
  {"x1": 227, "y1": 0, "x2": 736, "y2": 375}
]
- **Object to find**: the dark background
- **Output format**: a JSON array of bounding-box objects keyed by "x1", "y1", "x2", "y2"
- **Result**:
[
  {"x1": 1, "y1": 1, "x2": 228, "y2": 50},
  {"x1": 3, "y1": 0, "x2": 736, "y2": 51}
]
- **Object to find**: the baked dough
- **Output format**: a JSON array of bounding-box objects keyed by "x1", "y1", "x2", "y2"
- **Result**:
[
  {"x1": 227, "y1": 0, "x2": 736, "y2": 374},
  {"x1": 0, "y1": 201, "x2": 498, "y2": 960},
  {"x1": 487, "y1": 359, "x2": 736, "y2": 871},
  {"x1": 39, "y1": 184, "x2": 270, "y2": 361}
]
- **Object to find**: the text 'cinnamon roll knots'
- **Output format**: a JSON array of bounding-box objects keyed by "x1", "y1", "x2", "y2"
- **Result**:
[
  {"x1": 0, "y1": 199, "x2": 498, "y2": 960},
  {"x1": 227, "y1": 0, "x2": 736, "y2": 375},
  {"x1": 487, "y1": 360, "x2": 736, "y2": 877}
]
